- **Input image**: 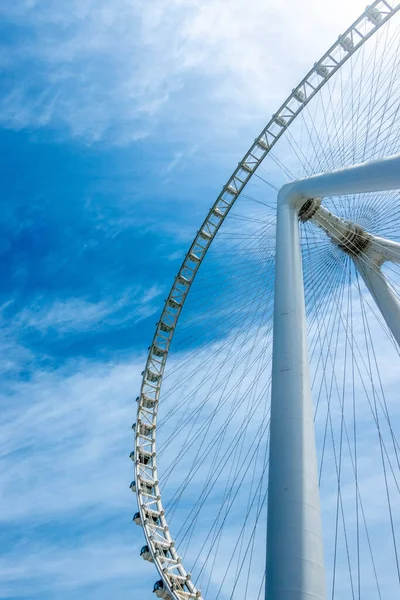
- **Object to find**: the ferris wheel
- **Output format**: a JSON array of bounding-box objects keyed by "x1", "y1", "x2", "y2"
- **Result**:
[{"x1": 131, "y1": 2, "x2": 400, "y2": 599}]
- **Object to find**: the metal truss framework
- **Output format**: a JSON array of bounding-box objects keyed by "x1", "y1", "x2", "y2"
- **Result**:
[{"x1": 131, "y1": 2, "x2": 400, "y2": 599}]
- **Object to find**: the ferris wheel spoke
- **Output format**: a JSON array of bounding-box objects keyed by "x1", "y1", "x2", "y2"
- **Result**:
[
  {"x1": 310, "y1": 256, "x2": 396, "y2": 596},
  {"x1": 158, "y1": 278, "x2": 276, "y2": 433},
  {"x1": 159, "y1": 301, "x2": 275, "y2": 473},
  {"x1": 361, "y1": 18, "x2": 392, "y2": 163},
  {"x1": 161, "y1": 244, "x2": 344, "y2": 460},
  {"x1": 160, "y1": 325, "x2": 274, "y2": 494},
  {"x1": 175, "y1": 405, "x2": 271, "y2": 572},
  {"x1": 317, "y1": 251, "x2": 400, "y2": 468},
  {"x1": 325, "y1": 272, "x2": 356, "y2": 599},
  {"x1": 312, "y1": 255, "x2": 350, "y2": 481},
  {"x1": 303, "y1": 207, "x2": 400, "y2": 595},
  {"x1": 355, "y1": 270, "x2": 400, "y2": 583}
]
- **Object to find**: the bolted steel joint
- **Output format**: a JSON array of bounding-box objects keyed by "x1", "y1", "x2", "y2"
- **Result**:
[{"x1": 298, "y1": 197, "x2": 322, "y2": 222}]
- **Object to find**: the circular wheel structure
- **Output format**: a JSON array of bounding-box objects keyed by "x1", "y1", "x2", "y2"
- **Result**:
[{"x1": 131, "y1": 2, "x2": 400, "y2": 599}]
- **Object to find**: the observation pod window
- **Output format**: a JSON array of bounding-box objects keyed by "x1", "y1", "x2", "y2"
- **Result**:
[
  {"x1": 367, "y1": 7, "x2": 382, "y2": 25},
  {"x1": 144, "y1": 369, "x2": 161, "y2": 383},
  {"x1": 154, "y1": 580, "x2": 164, "y2": 591},
  {"x1": 132, "y1": 512, "x2": 141, "y2": 525},
  {"x1": 152, "y1": 345, "x2": 167, "y2": 357},
  {"x1": 140, "y1": 394, "x2": 157, "y2": 409},
  {"x1": 141, "y1": 481, "x2": 155, "y2": 495},
  {"x1": 177, "y1": 275, "x2": 190, "y2": 286},
  {"x1": 138, "y1": 451, "x2": 152, "y2": 465},
  {"x1": 160, "y1": 322, "x2": 173, "y2": 334}
]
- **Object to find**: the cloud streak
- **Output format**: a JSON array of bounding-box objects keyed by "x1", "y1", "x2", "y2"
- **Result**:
[
  {"x1": 0, "y1": 0, "x2": 368, "y2": 144},
  {"x1": 7, "y1": 285, "x2": 162, "y2": 334}
]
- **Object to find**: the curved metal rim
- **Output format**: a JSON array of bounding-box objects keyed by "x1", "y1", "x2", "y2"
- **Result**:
[{"x1": 132, "y1": 2, "x2": 400, "y2": 599}]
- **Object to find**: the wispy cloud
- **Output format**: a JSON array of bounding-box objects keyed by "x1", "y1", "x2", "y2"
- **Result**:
[
  {"x1": 0, "y1": 537, "x2": 149, "y2": 600},
  {"x1": 1, "y1": 286, "x2": 400, "y2": 599},
  {"x1": 0, "y1": 343, "x2": 153, "y2": 598},
  {"x1": 0, "y1": 0, "x2": 367, "y2": 144},
  {"x1": 1, "y1": 285, "x2": 162, "y2": 337}
]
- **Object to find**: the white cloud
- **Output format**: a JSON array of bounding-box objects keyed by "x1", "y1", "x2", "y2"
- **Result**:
[
  {"x1": 0, "y1": 0, "x2": 369, "y2": 144},
  {"x1": 0, "y1": 360, "x2": 136, "y2": 518},
  {"x1": 0, "y1": 285, "x2": 162, "y2": 338},
  {"x1": 0, "y1": 344, "x2": 158, "y2": 598},
  {"x1": 0, "y1": 538, "x2": 148, "y2": 599}
]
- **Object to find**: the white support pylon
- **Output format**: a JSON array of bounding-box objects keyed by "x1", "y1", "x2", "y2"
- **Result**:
[
  {"x1": 268, "y1": 154, "x2": 400, "y2": 600},
  {"x1": 267, "y1": 194, "x2": 326, "y2": 600}
]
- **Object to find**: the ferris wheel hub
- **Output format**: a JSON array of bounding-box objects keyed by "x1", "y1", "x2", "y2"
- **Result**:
[
  {"x1": 311, "y1": 204, "x2": 371, "y2": 256},
  {"x1": 298, "y1": 197, "x2": 322, "y2": 222}
]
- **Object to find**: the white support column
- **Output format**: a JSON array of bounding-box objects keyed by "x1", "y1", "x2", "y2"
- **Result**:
[
  {"x1": 267, "y1": 195, "x2": 326, "y2": 600},
  {"x1": 268, "y1": 153, "x2": 400, "y2": 600}
]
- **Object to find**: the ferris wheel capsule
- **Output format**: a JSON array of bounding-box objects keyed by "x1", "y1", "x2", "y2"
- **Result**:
[
  {"x1": 293, "y1": 88, "x2": 305, "y2": 102},
  {"x1": 339, "y1": 34, "x2": 354, "y2": 51},
  {"x1": 212, "y1": 207, "x2": 224, "y2": 218},
  {"x1": 367, "y1": 6, "x2": 382, "y2": 25},
  {"x1": 143, "y1": 507, "x2": 161, "y2": 525},
  {"x1": 132, "y1": 512, "x2": 141, "y2": 526},
  {"x1": 145, "y1": 369, "x2": 161, "y2": 383},
  {"x1": 137, "y1": 421, "x2": 154, "y2": 437},
  {"x1": 140, "y1": 545, "x2": 154, "y2": 562},
  {"x1": 153, "y1": 580, "x2": 172, "y2": 599},
  {"x1": 138, "y1": 448, "x2": 153, "y2": 465},
  {"x1": 225, "y1": 184, "x2": 237, "y2": 195},
  {"x1": 138, "y1": 478, "x2": 155, "y2": 495},
  {"x1": 315, "y1": 62, "x2": 329, "y2": 78},
  {"x1": 140, "y1": 394, "x2": 157, "y2": 409},
  {"x1": 273, "y1": 114, "x2": 286, "y2": 127},
  {"x1": 153, "y1": 542, "x2": 171, "y2": 560},
  {"x1": 240, "y1": 162, "x2": 253, "y2": 173},
  {"x1": 199, "y1": 229, "x2": 212, "y2": 241},
  {"x1": 159, "y1": 322, "x2": 173, "y2": 334},
  {"x1": 256, "y1": 137, "x2": 269, "y2": 150},
  {"x1": 167, "y1": 298, "x2": 181, "y2": 310}
]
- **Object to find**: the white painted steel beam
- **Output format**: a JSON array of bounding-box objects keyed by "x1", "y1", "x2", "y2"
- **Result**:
[
  {"x1": 268, "y1": 153, "x2": 400, "y2": 600},
  {"x1": 267, "y1": 195, "x2": 326, "y2": 600},
  {"x1": 280, "y1": 154, "x2": 400, "y2": 206}
]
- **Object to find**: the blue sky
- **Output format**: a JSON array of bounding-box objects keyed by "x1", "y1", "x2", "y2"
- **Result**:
[{"x1": 0, "y1": 1, "x2": 387, "y2": 599}]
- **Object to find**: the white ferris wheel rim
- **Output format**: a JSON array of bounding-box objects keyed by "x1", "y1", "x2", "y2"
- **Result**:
[{"x1": 132, "y1": 2, "x2": 400, "y2": 599}]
